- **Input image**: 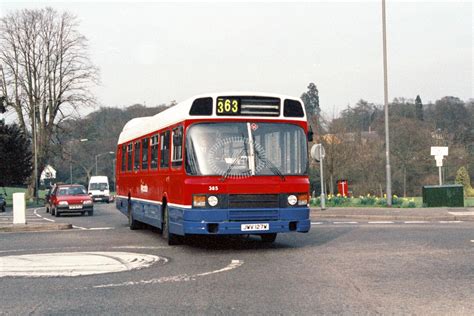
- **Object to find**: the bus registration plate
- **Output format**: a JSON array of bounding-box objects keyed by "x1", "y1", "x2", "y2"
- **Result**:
[
  {"x1": 241, "y1": 223, "x2": 269, "y2": 231},
  {"x1": 69, "y1": 204, "x2": 83, "y2": 210}
]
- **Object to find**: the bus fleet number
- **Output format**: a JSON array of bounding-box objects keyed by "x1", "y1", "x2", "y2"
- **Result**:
[
  {"x1": 209, "y1": 186, "x2": 219, "y2": 191},
  {"x1": 217, "y1": 99, "x2": 239, "y2": 114}
]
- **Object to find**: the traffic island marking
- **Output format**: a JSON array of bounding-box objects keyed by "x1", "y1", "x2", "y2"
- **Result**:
[
  {"x1": 0, "y1": 252, "x2": 164, "y2": 277},
  {"x1": 92, "y1": 259, "x2": 244, "y2": 288}
]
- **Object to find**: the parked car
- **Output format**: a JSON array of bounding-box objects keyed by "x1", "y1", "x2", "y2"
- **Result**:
[
  {"x1": 47, "y1": 184, "x2": 94, "y2": 217},
  {"x1": 0, "y1": 194, "x2": 6, "y2": 212},
  {"x1": 88, "y1": 176, "x2": 110, "y2": 203}
]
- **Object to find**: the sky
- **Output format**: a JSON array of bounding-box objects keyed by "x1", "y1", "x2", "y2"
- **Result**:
[{"x1": 1, "y1": 1, "x2": 472, "y2": 117}]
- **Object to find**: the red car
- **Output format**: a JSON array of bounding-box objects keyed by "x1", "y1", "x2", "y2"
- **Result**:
[{"x1": 47, "y1": 184, "x2": 94, "y2": 217}]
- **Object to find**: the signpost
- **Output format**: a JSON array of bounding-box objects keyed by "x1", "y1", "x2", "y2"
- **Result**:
[
  {"x1": 430, "y1": 146, "x2": 448, "y2": 185},
  {"x1": 311, "y1": 144, "x2": 326, "y2": 210}
]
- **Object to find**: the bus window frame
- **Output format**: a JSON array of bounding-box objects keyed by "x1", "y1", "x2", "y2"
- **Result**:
[
  {"x1": 150, "y1": 134, "x2": 159, "y2": 170},
  {"x1": 121, "y1": 144, "x2": 126, "y2": 172},
  {"x1": 127, "y1": 143, "x2": 133, "y2": 172},
  {"x1": 141, "y1": 137, "x2": 149, "y2": 170},
  {"x1": 160, "y1": 130, "x2": 171, "y2": 169},
  {"x1": 133, "y1": 141, "x2": 141, "y2": 172},
  {"x1": 171, "y1": 125, "x2": 184, "y2": 169}
]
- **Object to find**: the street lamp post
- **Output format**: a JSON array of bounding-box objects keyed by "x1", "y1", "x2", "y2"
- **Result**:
[
  {"x1": 69, "y1": 138, "x2": 88, "y2": 184},
  {"x1": 95, "y1": 152, "x2": 115, "y2": 176},
  {"x1": 382, "y1": 0, "x2": 392, "y2": 206}
]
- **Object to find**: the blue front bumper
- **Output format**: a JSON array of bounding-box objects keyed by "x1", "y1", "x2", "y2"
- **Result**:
[{"x1": 170, "y1": 207, "x2": 310, "y2": 235}]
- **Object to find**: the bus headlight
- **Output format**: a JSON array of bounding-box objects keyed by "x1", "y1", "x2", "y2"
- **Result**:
[
  {"x1": 287, "y1": 195, "x2": 297, "y2": 206},
  {"x1": 208, "y1": 196, "x2": 218, "y2": 207},
  {"x1": 58, "y1": 201, "x2": 68, "y2": 206},
  {"x1": 83, "y1": 200, "x2": 93, "y2": 205},
  {"x1": 193, "y1": 195, "x2": 206, "y2": 208},
  {"x1": 297, "y1": 193, "x2": 308, "y2": 206}
]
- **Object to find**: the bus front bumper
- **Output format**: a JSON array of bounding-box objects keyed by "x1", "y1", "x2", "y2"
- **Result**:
[{"x1": 175, "y1": 207, "x2": 310, "y2": 235}]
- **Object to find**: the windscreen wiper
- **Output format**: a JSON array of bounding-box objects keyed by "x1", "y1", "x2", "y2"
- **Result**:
[
  {"x1": 254, "y1": 147, "x2": 285, "y2": 181},
  {"x1": 220, "y1": 148, "x2": 247, "y2": 182}
]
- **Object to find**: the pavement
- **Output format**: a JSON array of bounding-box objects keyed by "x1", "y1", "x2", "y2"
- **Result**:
[
  {"x1": 311, "y1": 206, "x2": 474, "y2": 221},
  {"x1": 0, "y1": 206, "x2": 72, "y2": 233},
  {"x1": 0, "y1": 222, "x2": 72, "y2": 232}
]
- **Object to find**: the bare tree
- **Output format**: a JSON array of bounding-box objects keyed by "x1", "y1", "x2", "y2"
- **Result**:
[{"x1": 0, "y1": 8, "x2": 98, "y2": 197}]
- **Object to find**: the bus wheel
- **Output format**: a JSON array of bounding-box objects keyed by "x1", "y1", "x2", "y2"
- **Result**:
[
  {"x1": 260, "y1": 233, "x2": 277, "y2": 243},
  {"x1": 128, "y1": 203, "x2": 140, "y2": 230},
  {"x1": 162, "y1": 205, "x2": 181, "y2": 246}
]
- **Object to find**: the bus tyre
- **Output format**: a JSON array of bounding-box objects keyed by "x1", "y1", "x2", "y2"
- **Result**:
[
  {"x1": 260, "y1": 233, "x2": 277, "y2": 243},
  {"x1": 88, "y1": 210, "x2": 94, "y2": 216},
  {"x1": 128, "y1": 205, "x2": 140, "y2": 230},
  {"x1": 55, "y1": 210, "x2": 60, "y2": 217},
  {"x1": 162, "y1": 205, "x2": 181, "y2": 246}
]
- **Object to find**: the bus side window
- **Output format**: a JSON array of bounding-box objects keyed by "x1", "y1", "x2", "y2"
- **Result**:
[
  {"x1": 142, "y1": 138, "x2": 149, "y2": 170},
  {"x1": 121, "y1": 144, "x2": 126, "y2": 172},
  {"x1": 172, "y1": 126, "x2": 183, "y2": 167},
  {"x1": 160, "y1": 130, "x2": 170, "y2": 169},
  {"x1": 127, "y1": 143, "x2": 133, "y2": 171},
  {"x1": 150, "y1": 135, "x2": 159, "y2": 169},
  {"x1": 134, "y1": 141, "x2": 140, "y2": 171}
]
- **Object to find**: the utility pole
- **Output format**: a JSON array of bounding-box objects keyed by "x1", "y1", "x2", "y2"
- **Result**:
[
  {"x1": 382, "y1": 0, "x2": 392, "y2": 206},
  {"x1": 33, "y1": 103, "x2": 38, "y2": 203}
]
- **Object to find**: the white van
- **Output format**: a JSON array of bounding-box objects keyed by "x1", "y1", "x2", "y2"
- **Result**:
[{"x1": 88, "y1": 176, "x2": 110, "y2": 203}]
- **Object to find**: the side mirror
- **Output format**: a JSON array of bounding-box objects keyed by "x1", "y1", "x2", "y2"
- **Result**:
[{"x1": 307, "y1": 126, "x2": 314, "y2": 142}]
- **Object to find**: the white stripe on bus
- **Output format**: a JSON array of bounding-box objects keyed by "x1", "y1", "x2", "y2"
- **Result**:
[{"x1": 116, "y1": 195, "x2": 192, "y2": 209}]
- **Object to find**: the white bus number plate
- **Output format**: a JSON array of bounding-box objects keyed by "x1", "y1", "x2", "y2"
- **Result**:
[
  {"x1": 241, "y1": 223, "x2": 269, "y2": 231},
  {"x1": 69, "y1": 205, "x2": 83, "y2": 210}
]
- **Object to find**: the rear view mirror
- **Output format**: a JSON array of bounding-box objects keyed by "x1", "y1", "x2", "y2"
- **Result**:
[{"x1": 307, "y1": 126, "x2": 314, "y2": 142}]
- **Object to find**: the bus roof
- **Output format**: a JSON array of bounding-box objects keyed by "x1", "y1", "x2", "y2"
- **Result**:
[{"x1": 118, "y1": 91, "x2": 307, "y2": 145}]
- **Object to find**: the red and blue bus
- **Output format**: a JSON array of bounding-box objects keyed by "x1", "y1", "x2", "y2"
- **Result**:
[{"x1": 115, "y1": 92, "x2": 311, "y2": 245}]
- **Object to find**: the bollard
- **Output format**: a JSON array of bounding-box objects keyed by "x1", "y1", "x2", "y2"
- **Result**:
[{"x1": 13, "y1": 192, "x2": 26, "y2": 224}]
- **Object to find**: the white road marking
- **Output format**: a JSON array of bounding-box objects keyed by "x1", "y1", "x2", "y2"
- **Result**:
[
  {"x1": 72, "y1": 225, "x2": 88, "y2": 230},
  {"x1": 0, "y1": 252, "x2": 164, "y2": 277},
  {"x1": 71, "y1": 225, "x2": 114, "y2": 231},
  {"x1": 368, "y1": 221, "x2": 394, "y2": 224},
  {"x1": 448, "y1": 211, "x2": 474, "y2": 216},
  {"x1": 87, "y1": 227, "x2": 114, "y2": 230},
  {"x1": 333, "y1": 221, "x2": 358, "y2": 224},
  {"x1": 111, "y1": 246, "x2": 171, "y2": 250},
  {"x1": 311, "y1": 222, "x2": 323, "y2": 225},
  {"x1": 439, "y1": 221, "x2": 463, "y2": 223},
  {"x1": 33, "y1": 209, "x2": 55, "y2": 222},
  {"x1": 93, "y1": 259, "x2": 244, "y2": 288},
  {"x1": 470, "y1": 240, "x2": 474, "y2": 243},
  {"x1": 404, "y1": 221, "x2": 429, "y2": 224}
]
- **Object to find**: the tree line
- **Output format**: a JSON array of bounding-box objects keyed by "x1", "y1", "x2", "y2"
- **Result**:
[{"x1": 302, "y1": 82, "x2": 473, "y2": 197}]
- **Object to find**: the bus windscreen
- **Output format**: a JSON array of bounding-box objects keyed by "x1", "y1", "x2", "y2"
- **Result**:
[{"x1": 185, "y1": 122, "x2": 307, "y2": 177}]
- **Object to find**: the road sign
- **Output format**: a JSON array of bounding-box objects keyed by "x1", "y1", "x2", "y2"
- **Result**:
[
  {"x1": 431, "y1": 146, "x2": 448, "y2": 156},
  {"x1": 310, "y1": 144, "x2": 325, "y2": 162}
]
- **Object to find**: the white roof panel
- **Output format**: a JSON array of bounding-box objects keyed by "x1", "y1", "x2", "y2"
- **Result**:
[{"x1": 117, "y1": 92, "x2": 307, "y2": 144}]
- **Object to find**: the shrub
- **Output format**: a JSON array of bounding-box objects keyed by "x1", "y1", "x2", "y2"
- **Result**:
[
  {"x1": 359, "y1": 194, "x2": 376, "y2": 205},
  {"x1": 455, "y1": 166, "x2": 474, "y2": 197}
]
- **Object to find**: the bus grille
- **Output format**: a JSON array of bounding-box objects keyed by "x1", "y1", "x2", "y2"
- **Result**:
[
  {"x1": 239, "y1": 97, "x2": 280, "y2": 116},
  {"x1": 228, "y1": 194, "x2": 279, "y2": 209},
  {"x1": 229, "y1": 209, "x2": 279, "y2": 221}
]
